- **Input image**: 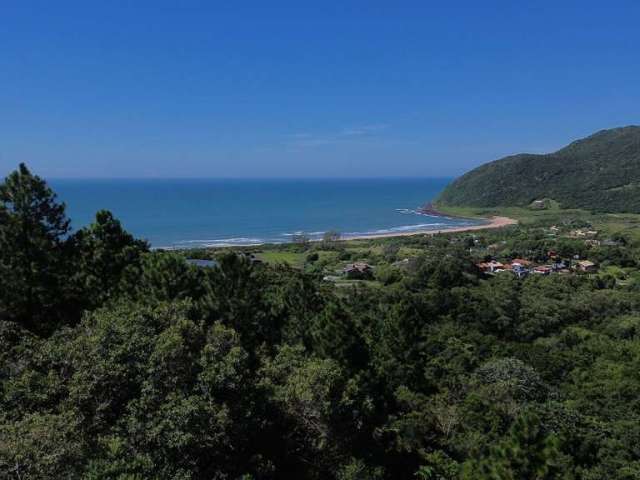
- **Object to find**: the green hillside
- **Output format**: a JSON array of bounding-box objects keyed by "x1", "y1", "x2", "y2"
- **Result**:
[{"x1": 436, "y1": 126, "x2": 640, "y2": 212}]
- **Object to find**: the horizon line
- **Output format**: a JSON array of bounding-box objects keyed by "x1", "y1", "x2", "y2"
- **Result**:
[{"x1": 47, "y1": 175, "x2": 456, "y2": 181}]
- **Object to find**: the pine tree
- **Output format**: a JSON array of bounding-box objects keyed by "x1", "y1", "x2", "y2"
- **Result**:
[
  {"x1": 71, "y1": 209, "x2": 148, "y2": 309},
  {"x1": 0, "y1": 163, "x2": 71, "y2": 332}
]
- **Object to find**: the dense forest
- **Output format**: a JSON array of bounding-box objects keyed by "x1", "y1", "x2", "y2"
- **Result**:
[
  {"x1": 3, "y1": 164, "x2": 640, "y2": 479},
  {"x1": 436, "y1": 126, "x2": 640, "y2": 213}
]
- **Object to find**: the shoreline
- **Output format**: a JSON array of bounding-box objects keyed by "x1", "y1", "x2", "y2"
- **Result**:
[
  {"x1": 156, "y1": 216, "x2": 518, "y2": 250},
  {"x1": 340, "y1": 216, "x2": 518, "y2": 241}
]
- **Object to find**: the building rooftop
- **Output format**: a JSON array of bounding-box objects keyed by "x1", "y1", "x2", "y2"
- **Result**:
[{"x1": 186, "y1": 259, "x2": 219, "y2": 268}]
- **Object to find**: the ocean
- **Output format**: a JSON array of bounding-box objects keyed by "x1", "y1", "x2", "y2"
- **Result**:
[{"x1": 51, "y1": 178, "x2": 478, "y2": 249}]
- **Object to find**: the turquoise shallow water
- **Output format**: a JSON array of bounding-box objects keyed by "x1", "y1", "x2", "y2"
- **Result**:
[{"x1": 51, "y1": 178, "x2": 479, "y2": 248}]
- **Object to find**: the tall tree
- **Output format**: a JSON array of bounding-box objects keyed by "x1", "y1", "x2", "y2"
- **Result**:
[
  {"x1": 0, "y1": 164, "x2": 71, "y2": 332},
  {"x1": 71, "y1": 209, "x2": 148, "y2": 309}
]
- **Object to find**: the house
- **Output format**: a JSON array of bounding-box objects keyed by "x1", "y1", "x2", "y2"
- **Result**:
[
  {"x1": 602, "y1": 239, "x2": 622, "y2": 247},
  {"x1": 576, "y1": 260, "x2": 597, "y2": 273},
  {"x1": 552, "y1": 260, "x2": 569, "y2": 271},
  {"x1": 570, "y1": 229, "x2": 599, "y2": 238},
  {"x1": 186, "y1": 259, "x2": 219, "y2": 268},
  {"x1": 585, "y1": 239, "x2": 601, "y2": 247},
  {"x1": 511, "y1": 263, "x2": 529, "y2": 278},
  {"x1": 533, "y1": 265, "x2": 552, "y2": 275},
  {"x1": 343, "y1": 262, "x2": 373, "y2": 279},
  {"x1": 476, "y1": 260, "x2": 504, "y2": 274},
  {"x1": 511, "y1": 258, "x2": 533, "y2": 267}
]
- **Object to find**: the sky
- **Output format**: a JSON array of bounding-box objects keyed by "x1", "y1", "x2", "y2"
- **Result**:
[{"x1": 1, "y1": 1, "x2": 639, "y2": 178}]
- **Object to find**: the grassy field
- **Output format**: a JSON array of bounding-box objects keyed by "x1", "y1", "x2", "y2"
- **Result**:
[
  {"x1": 255, "y1": 251, "x2": 305, "y2": 267},
  {"x1": 235, "y1": 203, "x2": 640, "y2": 288},
  {"x1": 435, "y1": 204, "x2": 640, "y2": 240}
]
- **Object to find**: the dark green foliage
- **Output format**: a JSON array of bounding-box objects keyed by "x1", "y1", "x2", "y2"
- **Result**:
[
  {"x1": 0, "y1": 164, "x2": 71, "y2": 333},
  {"x1": 408, "y1": 246, "x2": 478, "y2": 290},
  {"x1": 311, "y1": 299, "x2": 368, "y2": 371},
  {"x1": 5, "y1": 164, "x2": 640, "y2": 479},
  {"x1": 461, "y1": 413, "x2": 570, "y2": 480},
  {"x1": 437, "y1": 126, "x2": 640, "y2": 212},
  {"x1": 0, "y1": 411, "x2": 87, "y2": 479},
  {"x1": 125, "y1": 252, "x2": 206, "y2": 303},
  {"x1": 375, "y1": 265, "x2": 403, "y2": 285},
  {"x1": 71, "y1": 210, "x2": 149, "y2": 309}
]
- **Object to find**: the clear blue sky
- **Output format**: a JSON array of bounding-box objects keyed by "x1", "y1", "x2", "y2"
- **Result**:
[{"x1": 1, "y1": 1, "x2": 639, "y2": 178}]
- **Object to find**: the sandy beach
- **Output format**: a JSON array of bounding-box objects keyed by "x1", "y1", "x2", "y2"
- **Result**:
[
  {"x1": 161, "y1": 216, "x2": 518, "y2": 249},
  {"x1": 343, "y1": 216, "x2": 518, "y2": 241}
]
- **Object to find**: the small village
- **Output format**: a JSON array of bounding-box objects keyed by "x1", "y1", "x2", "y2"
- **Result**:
[
  {"x1": 472, "y1": 224, "x2": 612, "y2": 277},
  {"x1": 312, "y1": 222, "x2": 625, "y2": 285},
  {"x1": 185, "y1": 218, "x2": 635, "y2": 292},
  {"x1": 476, "y1": 255, "x2": 596, "y2": 277}
]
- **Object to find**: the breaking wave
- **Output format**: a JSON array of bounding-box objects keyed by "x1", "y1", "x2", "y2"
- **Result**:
[{"x1": 154, "y1": 205, "x2": 481, "y2": 249}]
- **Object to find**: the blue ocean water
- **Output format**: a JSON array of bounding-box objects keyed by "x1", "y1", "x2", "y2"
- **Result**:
[{"x1": 51, "y1": 178, "x2": 478, "y2": 248}]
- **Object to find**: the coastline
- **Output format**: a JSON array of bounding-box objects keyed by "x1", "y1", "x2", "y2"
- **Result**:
[
  {"x1": 340, "y1": 216, "x2": 518, "y2": 241},
  {"x1": 416, "y1": 202, "x2": 469, "y2": 219},
  {"x1": 155, "y1": 216, "x2": 518, "y2": 250}
]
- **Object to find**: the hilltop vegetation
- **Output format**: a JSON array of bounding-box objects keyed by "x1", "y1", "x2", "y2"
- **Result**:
[
  {"x1": 5, "y1": 165, "x2": 640, "y2": 479},
  {"x1": 437, "y1": 126, "x2": 640, "y2": 212}
]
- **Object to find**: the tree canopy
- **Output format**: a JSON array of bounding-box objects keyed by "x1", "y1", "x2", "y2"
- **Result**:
[{"x1": 2, "y1": 164, "x2": 640, "y2": 479}]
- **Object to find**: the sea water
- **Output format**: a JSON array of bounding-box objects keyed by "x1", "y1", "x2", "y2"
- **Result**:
[{"x1": 51, "y1": 178, "x2": 477, "y2": 248}]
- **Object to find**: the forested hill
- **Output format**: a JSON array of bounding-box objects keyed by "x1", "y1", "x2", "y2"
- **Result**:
[
  {"x1": 436, "y1": 126, "x2": 640, "y2": 212},
  {"x1": 5, "y1": 163, "x2": 640, "y2": 478}
]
